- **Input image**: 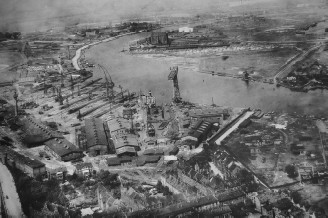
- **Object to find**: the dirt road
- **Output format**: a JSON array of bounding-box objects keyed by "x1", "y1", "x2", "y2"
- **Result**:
[{"x1": 0, "y1": 162, "x2": 25, "y2": 217}]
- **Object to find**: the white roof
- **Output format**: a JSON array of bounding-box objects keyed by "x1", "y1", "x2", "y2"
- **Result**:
[
  {"x1": 81, "y1": 208, "x2": 94, "y2": 216},
  {"x1": 164, "y1": 156, "x2": 178, "y2": 161}
]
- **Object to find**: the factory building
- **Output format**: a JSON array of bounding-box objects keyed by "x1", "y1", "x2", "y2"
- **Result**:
[
  {"x1": 44, "y1": 138, "x2": 84, "y2": 162},
  {"x1": 178, "y1": 27, "x2": 194, "y2": 33},
  {"x1": 150, "y1": 32, "x2": 169, "y2": 45},
  {"x1": 189, "y1": 108, "x2": 230, "y2": 120},
  {"x1": 0, "y1": 145, "x2": 46, "y2": 178},
  {"x1": 107, "y1": 118, "x2": 131, "y2": 137},
  {"x1": 181, "y1": 120, "x2": 213, "y2": 149},
  {"x1": 113, "y1": 135, "x2": 139, "y2": 157},
  {"x1": 84, "y1": 118, "x2": 110, "y2": 156},
  {"x1": 23, "y1": 117, "x2": 83, "y2": 161},
  {"x1": 107, "y1": 118, "x2": 140, "y2": 156}
]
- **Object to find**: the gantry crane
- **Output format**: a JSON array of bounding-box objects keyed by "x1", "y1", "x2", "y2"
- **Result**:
[
  {"x1": 168, "y1": 66, "x2": 181, "y2": 103},
  {"x1": 98, "y1": 64, "x2": 115, "y2": 101}
]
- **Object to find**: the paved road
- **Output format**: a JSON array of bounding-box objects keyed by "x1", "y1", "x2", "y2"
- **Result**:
[
  {"x1": 316, "y1": 120, "x2": 328, "y2": 167},
  {"x1": 273, "y1": 43, "x2": 322, "y2": 83},
  {"x1": 0, "y1": 162, "x2": 25, "y2": 218}
]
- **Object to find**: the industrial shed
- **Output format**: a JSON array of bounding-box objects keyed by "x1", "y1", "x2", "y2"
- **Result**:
[
  {"x1": 44, "y1": 138, "x2": 83, "y2": 162},
  {"x1": 0, "y1": 145, "x2": 46, "y2": 178},
  {"x1": 107, "y1": 157, "x2": 121, "y2": 166},
  {"x1": 116, "y1": 146, "x2": 137, "y2": 157},
  {"x1": 85, "y1": 118, "x2": 110, "y2": 156}
]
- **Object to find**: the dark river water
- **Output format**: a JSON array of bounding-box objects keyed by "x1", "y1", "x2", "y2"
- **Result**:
[{"x1": 84, "y1": 33, "x2": 328, "y2": 117}]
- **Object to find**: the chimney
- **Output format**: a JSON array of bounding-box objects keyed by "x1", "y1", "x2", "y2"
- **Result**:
[{"x1": 13, "y1": 91, "x2": 18, "y2": 116}]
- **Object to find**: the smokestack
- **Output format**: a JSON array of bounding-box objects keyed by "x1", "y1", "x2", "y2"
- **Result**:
[{"x1": 13, "y1": 91, "x2": 18, "y2": 116}]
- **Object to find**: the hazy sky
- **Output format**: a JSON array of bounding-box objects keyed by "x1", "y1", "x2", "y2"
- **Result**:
[{"x1": 0, "y1": 0, "x2": 323, "y2": 32}]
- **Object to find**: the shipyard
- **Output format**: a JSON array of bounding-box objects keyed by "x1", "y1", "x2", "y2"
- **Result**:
[{"x1": 1, "y1": 0, "x2": 328, "y2": 218}]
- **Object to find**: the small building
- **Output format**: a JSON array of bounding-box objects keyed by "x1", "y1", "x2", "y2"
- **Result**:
[
  {"x1": 145, "y1": 137, "x2": 157, "y2": 147},
  {"x1": 85, "y1": 30, "x2": 98, "y2": 37},
  {"x1": 0, "y1": 145, "x2": 46, "y2": 178},
  {"x1": 119, "y1": 156, "x2": 134, "y2": 166},
  {"x1": 44, "y1": 138, "x2": 84, "y2": 162},
  {"x1": 147, "y1": 123, "x2": 155, "y2": 137},
  {"x1": 136, "y1": 155, "x2": 161, "y2": 166},
  {"x1": 169, "y1": 146, "x2": 179, "y2": 155},
  {"x1": 85, "y1": 118, "x2": 110, "y2": 156},
  {"x1": 145, "y1": 155, "x2": 161, "y2": 164},
  {"x1": 24, "y1": 117, "x2": 83, "y2": 161},
  {"x1": 97, "y1": 184, "x2": 116, "y2": 211},
  {"x1": 116, "y1": 146, "x2": 137, "y2": 157},
  {"x1": 143, "y1": 148, "x2": 164, "y2": 156},
  {"x1": 17, "y1": 77, "x2": 36, "y2": 86},
  {"x1": 113, "y1": 134, "x2": 139, "y2": 150},
  {"x1": 164, "y1": 155, "x2": 178, "y2": 163},
  {"x1": 74, "y1": 162, "x2": 93, "y2": 178},
  {"x1": 107, "y1": 157, "x2": 121, "y2": 167},
  {"x1": 189, "y1": 108, "x2": 229, "y2": 120},
  {"x1": 122, "y1": 108, "x2": 136, "y2": 119},
  {"x1": 181, "y1": 118, "x2": 191, "y2": 128},
  {"x1": 46, "y1": 165, "x2": 67, "y2": 181},
  {"x1": 179, "y1": 27, "x2": 194, "y2": 33},
  {"x1": 182, "y1": 120, "x2": 212, "y2": 148}
]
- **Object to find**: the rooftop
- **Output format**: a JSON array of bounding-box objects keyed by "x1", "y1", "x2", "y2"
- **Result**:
[
  {"x1": 143, "y1": 148, "x2": 164, "y2": 156},
  {"x1": 189, "y1": 108, "x2": 229, "y2": 118},
  {"x1": 75, "y1": 162, "x2": 93, "y2": 171},
  {"x1": 113, "y1": 134, "x2": 139, "y2": 149},
  {"x1": 45, "y1": 137, "x2": 83, "y2": 158},
  {"x1": 85, "y1": 118, "x2": 109, "y2": 148},
  {"x1": 116, "y1": 146, "x2": 136, "y2": 155},
  {"x1": 0, "y1": 145, "x2": 45, "y2": 169},
  {"x1": 107, "y1": 118, "x2": 130, "y2": 133}
]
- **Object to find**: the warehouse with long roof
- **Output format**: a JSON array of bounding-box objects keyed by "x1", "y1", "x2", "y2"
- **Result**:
[{"x1": 84, "y1": 118, "x2": 110, "y2": 156}]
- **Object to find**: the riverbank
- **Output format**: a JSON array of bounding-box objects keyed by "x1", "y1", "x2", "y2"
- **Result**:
[{"x1": 72, "y1": 32, "x2": 135, "y2": 71}]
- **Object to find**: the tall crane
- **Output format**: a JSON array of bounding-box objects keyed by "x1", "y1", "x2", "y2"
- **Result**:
[
  {"x1": 98, "y1": 64, "x2": 115, "y2": 101},
  {"x1": 168, "y1": 66, "x2": 182, "y2": 103}
]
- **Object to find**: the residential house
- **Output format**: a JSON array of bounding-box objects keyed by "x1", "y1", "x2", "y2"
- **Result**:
[{"x1": 74, "y1": 162, "x2": 93, "y2": 178}]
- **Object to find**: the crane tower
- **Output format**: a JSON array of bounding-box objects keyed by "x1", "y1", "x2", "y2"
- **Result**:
[
  {"x1": 168, "y1": 66, "x2": 181, "y2": 103},
  {"x1": 98, "y1": 64, "x2": 115, "y2": 101}
]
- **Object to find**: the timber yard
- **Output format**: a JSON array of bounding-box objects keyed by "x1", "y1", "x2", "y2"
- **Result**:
[{"x1": 1, "y1": 0, "x2": 328, "y2": 217}]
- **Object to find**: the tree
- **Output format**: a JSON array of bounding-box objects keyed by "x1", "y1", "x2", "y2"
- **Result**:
[
  {"x1": 285, "y1": 165, "x2": 299, "y2": 178},
  {"x1": 291, "y1": 191, "x2": 303, "y2": 204},
  {"x1": 237, "y1": 169, "x2": 259, "y2": 193}
]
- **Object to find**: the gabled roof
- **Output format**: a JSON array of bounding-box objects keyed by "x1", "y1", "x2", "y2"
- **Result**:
[
  {"x1": 113, "y1": 134, "x2": 139, "y2": 149},
  {"x1": 189, "y1": 108, "x2": 229, "y2": 118},
  {"x1": 107, "y1": 118, "x2": 130, "y2": 133},
  {"x1": 116, "y1": 147, "x2": 136, "y2": 155},
  {"x1": 143, "y1": 149, "x2": 163, "y2": 156},
  {"x1": 0, "y1": 145, "x2": 45, "y2": 169},
  {"x1": 85, "y1": 118, "x2": 109, "y2": 148},
  {"x1": 107, "y1": 157, "x2": 121, "y2": 166},
  {"x1": 45, "y1": 138, "x2": 83, "y2": 158},
  {"x1": 75, "y1": 162, "x2": 93, "y2": 171}
]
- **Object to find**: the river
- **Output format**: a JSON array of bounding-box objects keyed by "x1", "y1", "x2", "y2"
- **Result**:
[{"x1": 84, "y1": 33, "x2": 328, "y2": 117}]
